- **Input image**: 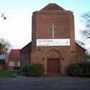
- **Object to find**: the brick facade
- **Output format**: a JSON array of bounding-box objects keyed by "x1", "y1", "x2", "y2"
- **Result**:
[
  {"x1": 21, "y1": 3, "x2": 86, "y2": 75},
  {"x1": 20, "y1": 42, "x2": 31, "y2": 68}
]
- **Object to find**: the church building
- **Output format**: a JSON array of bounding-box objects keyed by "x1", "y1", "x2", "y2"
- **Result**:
[{"x1": 20, "y1": 3, "x2": 86, "y2": 75}]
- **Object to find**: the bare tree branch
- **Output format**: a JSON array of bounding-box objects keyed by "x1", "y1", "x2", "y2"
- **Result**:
[{"x1": 81, "y1": 12, "x2": 90, "y2": 38}]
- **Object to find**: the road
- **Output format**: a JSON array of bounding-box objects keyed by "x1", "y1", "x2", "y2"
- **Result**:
[{"x1": 0, "y1": 76, "x2": 90, "y2": 90}]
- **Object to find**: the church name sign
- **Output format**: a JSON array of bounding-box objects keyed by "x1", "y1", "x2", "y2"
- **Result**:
[{"x1": 36, "y1": 39, "x2": 70, "y2": 46}]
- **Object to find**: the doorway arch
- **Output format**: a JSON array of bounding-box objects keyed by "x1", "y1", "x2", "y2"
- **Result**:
[{"x1": 47, "y1": 49, "x2": 61, "y2": 75}]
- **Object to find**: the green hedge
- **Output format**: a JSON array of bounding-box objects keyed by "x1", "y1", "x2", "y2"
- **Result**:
[
  {"x1": 79, "y1": 62, "x2": 90, "y2": 77},
  {"x1": 21, "y1": 63, "x2": 44, "y2": 76},
  {"x1": 67, "y1": 63, "x2": 90, "y2": 77},
  {"x1": 67, "y1": 63, "x2": 83, "y2": 76}
]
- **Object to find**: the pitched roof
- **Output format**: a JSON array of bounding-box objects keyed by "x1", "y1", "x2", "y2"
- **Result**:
[
  {"x1": 75, "y1": 42, "x2": 86, "y2": 51},
  {"x1": 20, "y1": 42, "x2": 32, "y2": 53},
  {"x1": 9, "y1": 49, "x2": 20, "y2": 59},
  {"x1": 41, "y1": 3, "x2": 64, "y2": 11},
  {"x1": 75, "y1": 40, "x2": 86, "y2": 50}
]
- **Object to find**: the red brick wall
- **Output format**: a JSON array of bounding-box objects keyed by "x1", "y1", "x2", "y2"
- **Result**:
[
  {"x1": 20, "y1": 42, "x2": 31, "y2": 68},
  {"x1": 31, "y1": 7, "x2": 75, "y2": 75},
  {"x1": 21, "y1": 4, "x2": 85, "y2": 75},
  {"x1": 75, "y1": 43, "x2": 86, "y2": 63}
]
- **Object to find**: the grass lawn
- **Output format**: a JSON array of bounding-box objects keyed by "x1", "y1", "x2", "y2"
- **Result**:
[{"x1": 0, "y1": 70, "x2": 18, "y2": 78}]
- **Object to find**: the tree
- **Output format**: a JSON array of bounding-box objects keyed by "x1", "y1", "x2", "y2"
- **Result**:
[
  {"x1": 0, "y1": 38, "x2": 11, "y2": 54},
  {"x1": 80, "y1": 12, "x2": 90, "y2": 57},
  {"x1": 81, "y1": 12, "x2": 90, "y2": 38}
]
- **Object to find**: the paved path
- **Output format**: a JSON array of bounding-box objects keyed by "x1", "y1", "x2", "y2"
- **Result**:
[{"x1": 0, "y1": 76, "x2": 90, "y2": 90}]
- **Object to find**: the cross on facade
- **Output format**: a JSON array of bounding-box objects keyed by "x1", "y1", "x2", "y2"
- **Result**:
[{"x1": 50, "y1": 24, "x2": 57, "y2": 38}]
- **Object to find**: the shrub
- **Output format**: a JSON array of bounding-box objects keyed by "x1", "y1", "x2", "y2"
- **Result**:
[
  {"x1": 67, "y1": 63, "x2": 83, "y2": 76},
  {"x1": 21, "y1": 63, "x2": 44, "y2": 76},
  {"x1": 30, "y1": 63, "x2": 44, "y2": 76},
  {"x1": 79, "y1": 62, "x2": 90, "y2": 77}
]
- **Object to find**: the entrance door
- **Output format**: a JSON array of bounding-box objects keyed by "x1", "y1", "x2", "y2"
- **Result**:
[{"x1": 47, "y1": 58, "x2": 60, "y2": 75}]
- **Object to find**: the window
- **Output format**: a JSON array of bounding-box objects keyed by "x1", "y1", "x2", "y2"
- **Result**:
[
  {"x1": 18, "y1": 61, "x2": 20, "y2": 66},
  {"x1": 9, "y1": 61, "x2": 14, "y2": 66}
]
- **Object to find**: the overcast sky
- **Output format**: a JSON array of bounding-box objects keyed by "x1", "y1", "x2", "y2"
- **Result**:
[{"x1": 0, "y1": 0, "x2": 90, "y2": 49}]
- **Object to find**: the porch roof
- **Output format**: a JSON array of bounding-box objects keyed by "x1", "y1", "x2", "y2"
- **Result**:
[{"x1": 0, "y1": 54, "x2": 8, "y2": 60}]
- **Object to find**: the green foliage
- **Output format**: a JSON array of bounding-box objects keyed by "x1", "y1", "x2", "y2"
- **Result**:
[
  {"x1": 79, "y1": 62, "x2": 90, "y2": 77},
  {"x1": 67, "y1": 62, "x2": 90, "y2": 77},
  {"x1": 21, "y1": 63, "x2": 44, "y2": 76},
  {"x1": 67, "y1": 64, "x2": 83, "y2": 76}
]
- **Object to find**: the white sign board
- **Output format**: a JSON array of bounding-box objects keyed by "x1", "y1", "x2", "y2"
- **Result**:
[{"x1": 36, "y1": 39, "x2": 70, "y2": 46}]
